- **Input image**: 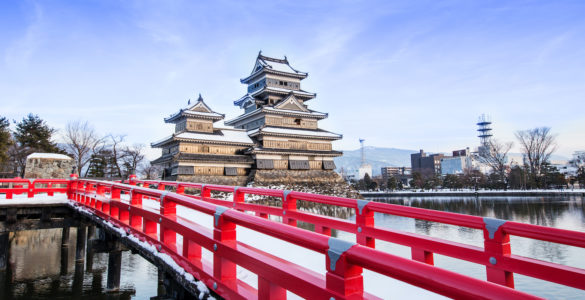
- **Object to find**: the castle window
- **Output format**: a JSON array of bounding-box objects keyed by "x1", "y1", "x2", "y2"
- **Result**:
[
  {"x1": 279, "y1": 81, "x2": 283, "y2": 85},
  {"x1": 294, "y1": 118, "x2": 301, "y2": 125}
]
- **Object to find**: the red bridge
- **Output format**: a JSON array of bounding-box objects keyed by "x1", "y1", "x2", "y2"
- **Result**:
[{"x1": 2, "y1": 175, "x2": 585, "y2": 299}]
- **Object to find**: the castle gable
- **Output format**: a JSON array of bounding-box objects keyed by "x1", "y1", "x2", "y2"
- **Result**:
[{"x1": 274, "y1": 94, "x2": 308, "y2": 112}]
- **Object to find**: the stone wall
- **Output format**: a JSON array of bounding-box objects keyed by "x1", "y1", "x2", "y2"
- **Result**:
[
  {"x1": 252, "y1": 169, "x2": 360, "y2": 199},
  {"x1": 24, "y1": 154, "x2": 73, "y2": 179},
  {"x1": 176, "y1": 174, "x2": 249, "y2": 187}
]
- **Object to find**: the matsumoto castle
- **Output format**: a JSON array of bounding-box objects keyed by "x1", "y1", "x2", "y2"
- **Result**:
[{"x1": 151, "y1": 52, "x2": 345, "y2": 187}]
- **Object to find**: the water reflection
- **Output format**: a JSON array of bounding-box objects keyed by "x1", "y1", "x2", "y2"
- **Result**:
[{"x1": 1, "y1": 228, "x2": 158, "y2": 300}]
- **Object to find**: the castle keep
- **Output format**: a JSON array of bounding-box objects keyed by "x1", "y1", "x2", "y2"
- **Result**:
[{"x1": 151, "y1": 53, "x2": 346, "y2": 187}]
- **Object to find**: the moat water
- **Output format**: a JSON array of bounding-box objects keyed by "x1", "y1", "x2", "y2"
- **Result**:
[{"x1": 1, "y1": 195, "x2": 583, "y2": 299}]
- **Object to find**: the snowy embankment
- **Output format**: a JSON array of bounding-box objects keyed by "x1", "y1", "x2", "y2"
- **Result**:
[{"x1": 361, "y1": 188, "x2": 585, "y2": 197}]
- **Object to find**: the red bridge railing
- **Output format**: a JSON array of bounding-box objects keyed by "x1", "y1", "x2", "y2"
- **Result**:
[
  {"x1": 0, "y1": 178, "x2": 69, "y2": 198},
  {"x1": 3, "y1": 176, "x2": 585, "y2": 299}
]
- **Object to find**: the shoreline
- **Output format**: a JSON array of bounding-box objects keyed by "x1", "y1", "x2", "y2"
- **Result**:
[{"x1": 360, "y1": 189, "x2": 585, "y2": 198}]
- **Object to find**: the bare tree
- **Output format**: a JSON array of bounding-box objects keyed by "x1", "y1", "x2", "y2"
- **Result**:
[
  {"x1": 62, "y1": 120, "x2": 104, "y2": 175},
  {"x1": 7, "y1": 137, "x2": 28, "y2": 177},
  {"x1": 107, "y1": 134, "x2": 126, "y2": 178},
  {"x1": 478, "y1": 139, "x2": 513, "y2": 179},
  {"x1": 515, "y1": 127, "x2": 557, "y2": 178},
  {"x1": 122, "y1": 143, "x2": 145, "y2": 176},
  {"x1": 139, "y1": 162, "x2": 162, "y2": 180}
]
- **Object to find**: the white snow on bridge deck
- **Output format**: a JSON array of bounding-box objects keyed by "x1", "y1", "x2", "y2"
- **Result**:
[{"x1": 0, "y1": 193, "x2": 68, "y2": 206}]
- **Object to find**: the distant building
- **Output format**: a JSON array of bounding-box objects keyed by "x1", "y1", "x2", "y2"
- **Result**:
[
  {"x1": 381, "y1": 166, "x2": 411, "y2": 179},
  {"x1": 411, "y1": 149, "x2": 443, "y2": 175},
  {"x1": 381, "y1": 166, "x2": 411, "y2": 186},
  {"x1": 441, "y1": 148, "x2": 472, "y2": 175},
  {"x1": 358, "y1": 164, "x2": 372, "y2": 179}
]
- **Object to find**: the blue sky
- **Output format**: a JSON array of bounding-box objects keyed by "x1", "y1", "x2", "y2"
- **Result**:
[{"x1": 1, "y1": 0, "x2": 584, "y2": 159}]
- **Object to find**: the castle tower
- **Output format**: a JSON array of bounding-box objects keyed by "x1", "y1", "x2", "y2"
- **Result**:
[
  {"x1": 151, "y1": 95, "x2": 254, "y2": 185},
  {"x1": 225, "y1": 52, "x2": 343, "y2": 184}
]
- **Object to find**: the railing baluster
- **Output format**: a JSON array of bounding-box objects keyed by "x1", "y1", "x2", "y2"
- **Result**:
[
  {"x1": 316, "y1": 225, "x2": 331, "y2": 236},
  {"x1": 258, "y1": 276, "x2": 286, "y2": 299},
  {"x1": 183, "y1": 239, "x2": 202, "y2": 263},
  {"x1": 47, "y1": 182, "x2": 54, "y2": 196},
  {"x1": 411, "y1": 248, "x2": 434, "y2": 265}
]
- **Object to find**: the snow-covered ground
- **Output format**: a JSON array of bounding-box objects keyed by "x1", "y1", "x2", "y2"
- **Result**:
[{"x1": 0, "y1": 193, "x2": 68, "y2": 205}]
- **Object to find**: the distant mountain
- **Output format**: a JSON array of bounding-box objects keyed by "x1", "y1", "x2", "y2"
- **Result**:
[{"x1": 334, "y1": 146, "x2": 415, "y2": 177}]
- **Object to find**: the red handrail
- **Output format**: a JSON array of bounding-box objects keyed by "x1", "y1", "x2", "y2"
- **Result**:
[
  {"x1": 68, "y1": 178, "x2": 546, "y2": 299},
  {"x1": 127, "y1": 178, "x2": 585, "y2": 294},
  {"x1": 0, "y1": 178, "x2": 68, "y2": 198}
]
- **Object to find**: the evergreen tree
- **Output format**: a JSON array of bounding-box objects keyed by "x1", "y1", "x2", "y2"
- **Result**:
[
  {"x1": 0, "y1": 116, "x2": 11, "y2": 164},
  {"x1": 387, "y1": 176, "x2": 398, "y2": 190},
  {"x1": 14, "y1": 114, "x2": 62, "y2": 153},
  {"x1": 86, "y1": 152, "x2": 108, "y2": 178}
]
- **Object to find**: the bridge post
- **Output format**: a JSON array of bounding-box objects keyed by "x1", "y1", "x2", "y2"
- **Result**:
[
  {"x1": 86, "y1": 226, "x2": 95, "y2": 271},
  {"x1": 72, "y1": 258, "x2": 84, "y2": 296},
  {"x1": 68, "y1": 173, "x2": 78, "y2": 200},
  {"x1": 483, "y1": 219, "x2": 514, "y2": 288},
  {"x1": 128, "y1": 174, "x2": 137, "y2": 186},
  {"x1": 95, "y1": 184, "x2": 106, "y2": 211},
  {"x1": 326, "y1": 240, "x2": 363, "y2": 297},
  {"x1": 160, "y1": 193, "x2": 177, "y2": 249},
  {"x1": 47, "y1": 182, "x2": 54, "y2": 196},
  {"x1": 0, "y1": 233, "x2": 8, "y2": 271},
  {"x1": 130, "y1": 190, "x2": 143, "y2": 230},
  {"x1": 106, "y1": 249, "x2": 122, "y2": 292},
  {"x1": 356, "y1": 201, "x2": 375, "y2": 248},
  {"x1": 282, "y1": 192, "x2": 297, "y2": 226},
  {"x1": 110, "y1": 187, "x2": 121, "y2": 217},
  {"x1": 60, "y1": 244, "x2": 69, "y2": 275},
  {"x1": 61, "y1": 226, "x2": 70, "y2": 248},
  {"x1": 213, "y1": 209, "x2": 237, "y2": 287},
  {"x1": 76, "y1": 226, "x2": 87, "y2": 263}
]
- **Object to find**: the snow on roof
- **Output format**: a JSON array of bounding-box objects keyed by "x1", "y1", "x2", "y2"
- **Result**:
[
  {"x1": 257, "y1": 55, "x2": 307, "y2": 75},
  {"x1": 263, "y1": 106, "x2": 327, "y2": 117},
  {"x1": 252, "y1": 86, "x2": 315, "y2": 97},
  {"x1": 175, "y1": 129, "x2": 254, "y2": 145},
  {"x1": 182, "y1": 110, "x2": 224, "y2": 117},
  {"x1": 255, "y1": 127, "x2": 342, "y2": 139},
  {"x1": 27, "y1": 153, "x2": 72, "y2": 160}
]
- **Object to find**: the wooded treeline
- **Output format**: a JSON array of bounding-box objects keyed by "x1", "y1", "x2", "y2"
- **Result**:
[{"x1": 0, "y1": 114, "x2": 160, "y2": 179}]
